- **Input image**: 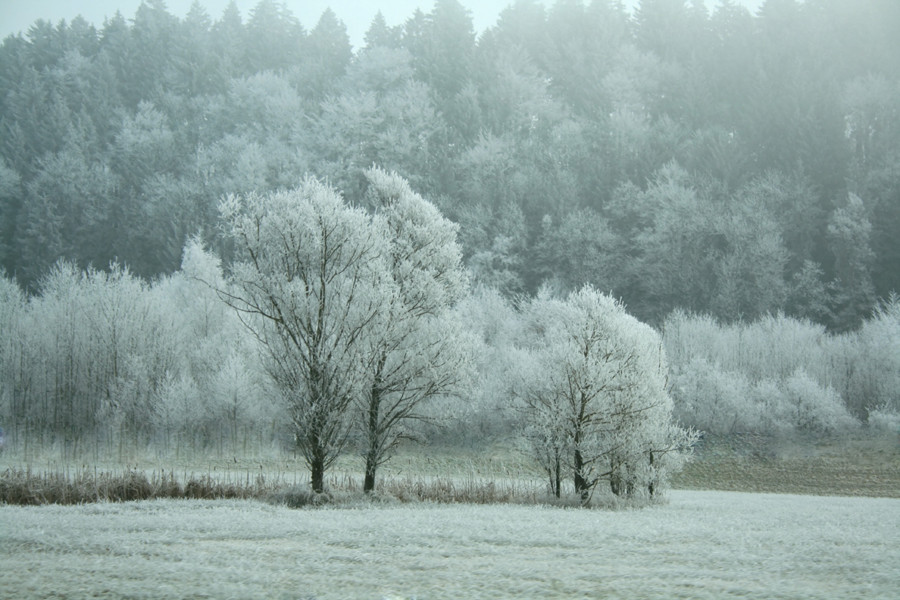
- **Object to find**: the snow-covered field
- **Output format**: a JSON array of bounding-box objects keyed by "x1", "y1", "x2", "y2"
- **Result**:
[{"x1": 2, "y1": 491, "x2": 898, "y2": 599}]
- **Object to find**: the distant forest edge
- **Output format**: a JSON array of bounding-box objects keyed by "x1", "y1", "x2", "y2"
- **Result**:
[{"x1": 1, "y1": 0, "x2": 899, "y2": 331}]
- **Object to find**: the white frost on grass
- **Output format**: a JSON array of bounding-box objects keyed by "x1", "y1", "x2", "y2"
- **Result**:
[{"x1": 1, "y1": 491, "x2": 897, "y2": 599}]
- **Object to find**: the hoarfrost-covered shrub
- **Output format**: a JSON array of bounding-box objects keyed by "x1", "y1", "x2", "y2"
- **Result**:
[
  {"x1": 866, "y1": 405, "x2": 900, "y2": 434},
  {"x1": 850, "y1": 296, "x2": 900, "y2": 419},
  {"x1": 782, "y1": 370, "x2": 857, "y2": 434},
  {"x1": 750, "y1": 379, "x2": 792, "y2": 436},
  {"x1": 671, "y1": 358, "x2": 757, "y2": 435},
  {"x1": 664, "y1": 310, "x2": 865, "y2": 435},
  {"x1": 663, "y1": 311, "x2": 831, "y2": 384},
  {"x1": 671, "y1": 362, "x2": 858, "y2": 435}
]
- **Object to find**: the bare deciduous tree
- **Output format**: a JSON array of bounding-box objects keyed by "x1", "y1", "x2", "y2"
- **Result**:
[
  {"x1": 516, "y1": 285, "x2": 694, "y2": 503},
  {"x1": 219, "y1": 178, "x2": 391, "y2": 493},
  {"x1": 357, "y1": 167, "x2": 471, "y2": 492}
]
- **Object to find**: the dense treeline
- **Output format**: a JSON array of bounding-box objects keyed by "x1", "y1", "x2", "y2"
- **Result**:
[
  {"x1": 4, "y1": 253, "x2": 896, "y2": 471},
  {"x1": 663, "y1": 304, "x2": 900, "y2": 432},
  {"x1": 450, "y1": 288, "x2": 899, "y2": 454},
  {"x1": 0, "y1": 181, "x2": 694, "y2": 500},
  {"x1": 1, "y1": 0, "x2": 899, "y2": 331},
  {"x1": 0, "y1": 245, "x2": 278, "y2": 459}
]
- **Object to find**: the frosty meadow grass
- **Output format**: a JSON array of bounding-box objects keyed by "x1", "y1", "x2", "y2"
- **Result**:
[{"x1": 2, "y1": 491, "x2": 898, "y2": 599}]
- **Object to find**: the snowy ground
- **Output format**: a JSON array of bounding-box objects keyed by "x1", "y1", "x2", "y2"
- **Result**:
[{"x1": 2, "y1": 490, "x2": 897, "y2": 599}]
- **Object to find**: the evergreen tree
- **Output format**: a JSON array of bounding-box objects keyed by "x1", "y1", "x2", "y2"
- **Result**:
[
  {"x1": 245, "y1": 0, "x2": 304, "y2": 72},
  {"x1": 827, "y1": 194, "x2": 877, "y2": 331},
  {"x1": 0, "y1": 158, "x2": 21, "y2": 274},
  {"x1": 294, "y1": 8, "x2": 352, "y2": 101},
  {"x1": 211, "y1": 1, "x2": 245, "y2": 78},
  {"x1": 364, "y1": 11, "x2": 401, "y2": 50},
  {"x1": 410, "y1": 0, "x2": 476, "y2": 105}
]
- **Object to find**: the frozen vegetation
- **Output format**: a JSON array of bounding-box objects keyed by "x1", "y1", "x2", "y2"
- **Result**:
[
  {"x1": 1, "y1": 3, "x2": 899, "y2": 595},
  {"x1": 1, "y1": 491, "x2": 898, "y2": 599},
  {"x1": 2, "y1": 0, "x2": 899, "y2": 331},
  {"x1": 2, "y1": 1, "x2": 900, "y2": 497}
]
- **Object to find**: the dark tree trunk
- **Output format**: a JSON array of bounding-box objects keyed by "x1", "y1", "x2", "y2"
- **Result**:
[
  {"x1": 610, "y1": 473, "x2": 623, "y2": 497},
  {"x1": 554, "y1": 455, "x2": 561, "y2": 499},
  {"x1": 648, "y1": 450, "x2": 656, "y2": 497},
  {"x1": 573, "y1": 447, "x2": 589, "y2": 503},
  {"x1": 363, "y1": 383, "x2": 382, "y2": 493},
  {"x1": 364, "y1": 456, "x2": 377, "y2": 493},
  {"x1": 311, "y1": 453, "x2": 326, "y2": 493}
]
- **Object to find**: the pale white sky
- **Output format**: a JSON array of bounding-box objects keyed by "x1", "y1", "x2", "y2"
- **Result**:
[{"x1": 1, "y1": 1, "x2": 766, "y2": 50}]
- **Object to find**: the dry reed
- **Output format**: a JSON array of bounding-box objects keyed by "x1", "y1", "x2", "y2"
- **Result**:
[
  {"x1": 0, "y1": 467, "x2": 280, "y2": 505},
  {"x1": 1, "y1": 466, "x2": 577, "y2": 507}
]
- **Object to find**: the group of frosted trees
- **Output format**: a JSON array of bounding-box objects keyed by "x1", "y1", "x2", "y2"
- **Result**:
[
  {"x1": 0, "y1": 243, "x2": 272, "y2": 459},
  {"x1": 3, "y1": 167, "x2": 898, "y2": 499},
  {"x1": 663, "y1": 306, "x2": 900, "y2": 436},
  {"x1": 1, "y1": 170, "x2": 695, "y2": 501},
  {"x1": 511, "y1": 287, "x2": 695, "y2": 501},
  {"x1": 218, "y1": 168, "x2": 471, "y2": 492},
  {"x1": 215, "y1": 167, "x2": 690, "y2": 498},
  {"x1": 2, "y1": 0, "x2": 898, "y2": 503}
]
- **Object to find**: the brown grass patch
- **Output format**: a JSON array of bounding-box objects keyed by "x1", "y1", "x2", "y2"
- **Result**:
[
  {"x1": 0, "y1": 468, "x2": 280, "y2": 505},
  {"x1": 674, "y1": 433, "x2": 900, "y2": 497}
]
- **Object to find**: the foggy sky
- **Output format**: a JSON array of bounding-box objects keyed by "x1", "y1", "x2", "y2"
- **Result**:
[{"x1": 2, "y1": 1, "x2": 766, "y2": 50}]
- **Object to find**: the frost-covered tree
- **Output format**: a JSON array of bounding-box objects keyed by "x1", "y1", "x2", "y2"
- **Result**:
[
  {"x1": 356, "y1": 167, "x2": 471, "y2": 492},
  {"x1": 149, "y1": 237, "x2": 275, "y2": 455},
  {"x1": 663, "y1": 310, "x2": 861, "y2": 434},
  {"x1": 852, "y1": 295, "x2": 900, "y2": 422},
  {"x1": 219, "y1": 179, "x2": 392, "y2": 492},
  {"x1": 0, "y1": 274, "x2": 28, "y2": 447},
  {"x1": 517, "y1": 285, "x2": 693, "y2": 502},
  {"x1": 828, "y1": 193, "x2": 876, "y2": 331},
  {"x1": 431, "y1": 285, "x2": 523, "y2": 446}
]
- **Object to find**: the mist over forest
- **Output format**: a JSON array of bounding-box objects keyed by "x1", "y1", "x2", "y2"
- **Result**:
[
  {"x1": 1, "y1": 0, "x2": 899, "y2": 486},
  {"x1": 1, "y1": 0, "x2": 898, "y2": 329}
]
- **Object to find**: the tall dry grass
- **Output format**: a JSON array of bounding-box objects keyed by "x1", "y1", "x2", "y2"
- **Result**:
[
  {"x1": 1, "y1": 467, "x2": 619, "y2": 508},
  {"x1": 0, "y1": 467, "x2": 280, "y2": 505}
]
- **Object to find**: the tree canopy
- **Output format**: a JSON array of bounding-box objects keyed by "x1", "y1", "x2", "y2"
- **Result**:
[{"x1": 1, "y1": 0, "x2": 899, "y2": 331}]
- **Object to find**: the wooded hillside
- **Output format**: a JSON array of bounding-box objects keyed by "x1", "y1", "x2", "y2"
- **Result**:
[{"x1": 1, "y1": 0, "x2": 898, "y2": 330}]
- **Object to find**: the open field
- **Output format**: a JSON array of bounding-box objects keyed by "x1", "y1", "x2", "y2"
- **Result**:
[
  {"x1": 1, "y1": 435, "x2": 898, "y2": 597},
  {"x1": 1, "y1": 491, "x2": 898, "y2": 599},
  {"x1": 672, "y1": 433, "x2": 900, "y2": 498}
]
